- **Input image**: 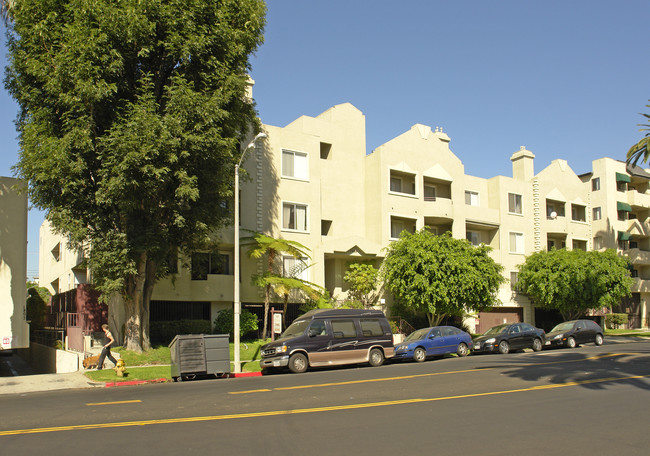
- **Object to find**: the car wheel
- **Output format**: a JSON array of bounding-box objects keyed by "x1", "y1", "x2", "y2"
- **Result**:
[
  {"x1": 532, "y1": 338, "x2": 543, "y2": 352},
  {"x1": 288, "y1": 353, "x2": 308, "y2": 373},
  {"x1": 369, "y1": 348, "x2": 385, "y2": 367},
  {"x1": 498, "y1": 340, "x2": 510, "y2": 354},
  {"x1": 566, "y1": 336, "x2": 577, "y2": 349},
  {"x1": 595, "y1": 334, "x2": 604, "y2": 346},
  {"x1": 457, "y1": 342, "x2": 469, "y2": 357},
  {"x1": 413, "y1": 347, "x2": 427, "y2": 363}
]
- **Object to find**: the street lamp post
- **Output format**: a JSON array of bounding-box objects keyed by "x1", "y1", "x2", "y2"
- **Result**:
[{"x1": 233, "y1": 132, "x2": 266, "y2": 373}]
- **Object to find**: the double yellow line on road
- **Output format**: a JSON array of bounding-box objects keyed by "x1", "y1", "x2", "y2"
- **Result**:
[{"x1": 1, "y1": 353, "x2": 645, "y2": 437}]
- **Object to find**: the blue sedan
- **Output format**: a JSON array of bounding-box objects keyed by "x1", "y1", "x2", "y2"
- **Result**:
[{"x1": 393, "y1": 326, "x2": 472, "y2": 362}]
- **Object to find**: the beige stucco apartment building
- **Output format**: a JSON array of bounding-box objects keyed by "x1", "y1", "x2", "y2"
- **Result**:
[
  {"x1": 1, "y1": 176, "x2": 30, "y2": 350},
  {"x1": 38, "y1": 103, "x2": 649, "y2": 334}
]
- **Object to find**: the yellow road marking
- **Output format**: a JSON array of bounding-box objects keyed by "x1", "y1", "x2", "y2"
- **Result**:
[
  {"x1": 2, "y1": 372, "x2": 647, "y2": 437},
  {"x1": 229, "y1": 389, "x2": 272, "y2": 394},
  {"x1": 86, "y1": 400, "x2": 142, "y2": 406},
  {"x1": 231, "y1": 352, "x2": 631, "y2": 395},
  {"x1": 274, "y1": 368, "x2": 478, "y2": 391}
]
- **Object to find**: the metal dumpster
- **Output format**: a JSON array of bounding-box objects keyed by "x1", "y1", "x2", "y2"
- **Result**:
[{"x1": 169, "y1": 334, "x2": 230, "y2": 381}]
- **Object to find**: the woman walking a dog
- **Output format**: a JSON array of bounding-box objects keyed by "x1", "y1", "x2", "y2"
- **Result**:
[{"x1": 97, "y1": 324, "x2": 118, "y2": 370}]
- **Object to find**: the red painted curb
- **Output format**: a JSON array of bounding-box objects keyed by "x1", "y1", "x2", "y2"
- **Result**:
[
  {"x1": 105, "y1": 378, "x2": 168, "y2": 388},
  {"x1": 228, "y1": 372, "x2": 263, "y2": 378}
]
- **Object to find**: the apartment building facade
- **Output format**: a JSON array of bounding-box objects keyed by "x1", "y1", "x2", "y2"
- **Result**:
[
  {"x1": 38, "y1": 103, "x2": 649, "y2": 334},
  {"x1": 1, "y1": 176, "x2": 30, "y2": 350}
]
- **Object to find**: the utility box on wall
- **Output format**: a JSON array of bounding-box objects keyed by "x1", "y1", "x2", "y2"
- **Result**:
[{"x1": 169, "y1": 334, "x2": 230, "y2": 382}]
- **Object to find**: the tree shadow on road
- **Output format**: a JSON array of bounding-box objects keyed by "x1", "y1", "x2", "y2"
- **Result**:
[{"x1": 476, "y1": 341, "x2": 650, "y2": 392}]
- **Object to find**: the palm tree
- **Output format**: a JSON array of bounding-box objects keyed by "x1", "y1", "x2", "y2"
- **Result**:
[
  {"x1": 257, "y1": 274, "x2": 325, "y2": 328},
  {"x1": 626, "y1": 102, "x2": 650, "y2": 166},
  {"x1": 246, "y1": 232, "x2": 312, "y2": 338}
]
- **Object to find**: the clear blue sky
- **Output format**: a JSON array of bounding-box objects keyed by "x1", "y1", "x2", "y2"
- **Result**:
[{"x1": 2, "y1": 0, "x2": 649, "y2": 279}]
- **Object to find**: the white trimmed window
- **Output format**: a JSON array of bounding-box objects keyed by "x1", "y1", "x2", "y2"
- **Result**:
[
  {"x1": 510, "y1": 271, "x2": 520, "y2": 291},
  {"x1": 465, "y1": 191, "x2": 479, "y2": 206},
  {"x1": 509, "y1": 232, "x2": 524, "y2": 254},
  {"x1": 592, "y1": 177, "x2": 600, "y2": 191},
  {"x1": 508, "y1": 193, "x2": 523, "y2": 214},
  {"x1": 593, "y1": 236, "x2": 603, "y2": 250},
  {"x1": 282, "y1": 202, "x2": 308, "y2": 232},
  {"x1": 390, "y1": 216, "x2": 416, "y2": 239},
  {"x1": 424, "y1": 184, "x2": 437, "y2": 201},
  {"x1": 466, "y1": 231, "x2": 481, "y2": 246},
  {"x1": 389, "y1": 170, "x2": 416, "y2": 196},
  {"x1": 283, "y1": 256, "x2": 309, "y2": 280},
  {"x1": 593, "y1": 207, "x2": 601, "y2": 221},
  {"x1": 571, "y1": 204, "x2": 586, "y2": 222},
  {"x1": 282, "y1": 150, "x2": 308, "y2": 180}
]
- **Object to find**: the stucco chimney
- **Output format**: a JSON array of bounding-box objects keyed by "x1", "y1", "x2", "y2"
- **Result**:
[{"x1": 511, "y1": 146, "x2": 535, "y2": 181}]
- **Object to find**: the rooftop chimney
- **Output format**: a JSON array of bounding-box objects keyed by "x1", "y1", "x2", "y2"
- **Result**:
[{"x1": 510, "y1": 146, "x2": 535, "y2": 181}]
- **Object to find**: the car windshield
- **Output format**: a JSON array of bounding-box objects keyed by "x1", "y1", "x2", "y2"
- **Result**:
[
  {"x1": 550, "y1": 322, "x2": 575, "y2": 332},
  {"x1": 405, "y1": 328, "x2": 431, "y2": 342},
  {"x1": 484, "y1": 324, "x2": 509, "y2": 336},
  {"x1": 280, "y1": 320, "x2": 310, "y2": 339}
]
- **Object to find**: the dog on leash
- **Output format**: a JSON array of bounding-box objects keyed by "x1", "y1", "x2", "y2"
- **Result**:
[{"x1": 83, "y1": 354, "x2": 100, "y2": 369}]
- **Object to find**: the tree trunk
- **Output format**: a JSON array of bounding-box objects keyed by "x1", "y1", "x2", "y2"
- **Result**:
[
  {"x1": 262, "y1": 283, "x2": 271, "y2": 339},
  {"x1": 123, "y1": 251, "x2": 154, "y2": 353},
  {"x1": 427, "y1": 313, "x2": 446, "y2": 326}
]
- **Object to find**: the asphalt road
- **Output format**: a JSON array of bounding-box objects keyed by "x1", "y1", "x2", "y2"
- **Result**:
[{"x1": 1, "y1": 339, "x2": 649, "y2": 456}]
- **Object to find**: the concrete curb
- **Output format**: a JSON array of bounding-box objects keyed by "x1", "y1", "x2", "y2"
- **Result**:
[
  {"x1": 103, "y1": 372, "x2": 262, "y2": 387},
  {"x1": 105, "y1": 378, "x2": 168, "y2": 388}
]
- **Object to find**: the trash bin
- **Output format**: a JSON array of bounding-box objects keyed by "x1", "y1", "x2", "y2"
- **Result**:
[{"x1": 169, "y1": 334, "x2": 230, "y2": 381}]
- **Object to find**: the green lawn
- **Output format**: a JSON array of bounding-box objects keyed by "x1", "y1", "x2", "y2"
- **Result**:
[
  {"x1": 84, "y1": 339, "x2": 268, "y2": 382},
  {"x1": 605, "y1": 329, "x2": 650, "y2": 337}
]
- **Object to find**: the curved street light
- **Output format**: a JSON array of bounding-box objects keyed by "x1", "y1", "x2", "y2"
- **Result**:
[{"x1": 233, "y1": 132, "x2": 267, "y2": 373}]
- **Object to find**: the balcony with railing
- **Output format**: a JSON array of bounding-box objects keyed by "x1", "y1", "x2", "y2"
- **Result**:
[
  {"x1": 625, "y1": 247, "x2": 650, "y2": 265},
  {"x1": 627, "y1": 188, "x2": 650, "y2": 210},
  {"x1": 631, "y1": 277, "x2": 650, "y2": 293},
  {"x1": 423, "y1": 196, "x2": 454, "y2": 219}
]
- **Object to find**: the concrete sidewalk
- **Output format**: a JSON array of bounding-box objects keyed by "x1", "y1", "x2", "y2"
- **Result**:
[
  {"x1": 0, "y1": 371, "x2": 101, "y2": 395},
  {"x1": 0, "y1": 352, "x2": 101, "y2": 395},
  {"x1": 0, "y1": 351, "x2": 261, "y2": 396}
]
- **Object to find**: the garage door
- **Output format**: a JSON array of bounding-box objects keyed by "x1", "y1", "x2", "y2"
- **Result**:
[{"x1": 477, "y1": 308, "x2": 523, "y2": 334}]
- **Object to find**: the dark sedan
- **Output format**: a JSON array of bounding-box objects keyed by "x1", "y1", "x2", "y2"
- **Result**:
[
  {"x1": 473, "y1": 323, "x2": 545, "y2": 354},
  {"x1": 544, "y1": 319, "x2": 604, "y2": 348}
]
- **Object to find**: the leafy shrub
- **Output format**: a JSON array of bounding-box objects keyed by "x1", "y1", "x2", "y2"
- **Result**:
[
  {"x1": 339, "y1": 300, "x2": 365, "y2": 309},
  {"x1": 213, "y1": 309, "x2": 259, "y2": 340},
  {"x1": 150, "y1": 320, "x2": 212, "y2": 345},
  {"x1": 605, "y1": 313, "x2": 628, "y2": 329},
  {"x1": 26, "y1": 283, "x2": 50, "y2": 330},
  {"x1": 388, "y1": 320, "x2": 400, "y2": 334}
]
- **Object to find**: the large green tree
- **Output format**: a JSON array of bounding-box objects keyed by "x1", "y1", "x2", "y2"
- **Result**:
[
  {"x1": 4, "y1": 0, "x2": 266, "y2": 351},
  {"x1": 382, "y1": 230, "x2": 505, "y2": 326},
  {"x1": 626, "y1": 101, "x2": 650, "y2": 165},
  {"x1": 518, "y1": 248, "x2": 633, "y2": 320}
]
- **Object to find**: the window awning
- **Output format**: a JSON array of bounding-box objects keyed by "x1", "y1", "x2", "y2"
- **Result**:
[
  {"x1": 617, "y1": 201, "x2": 632, "y2": 212},
  {"x1": 618, "y1": 231, "x2": 632, "y2": 241},
  {"x1": 616, "y1": 172, "x2": 631, "y2": 183}
]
